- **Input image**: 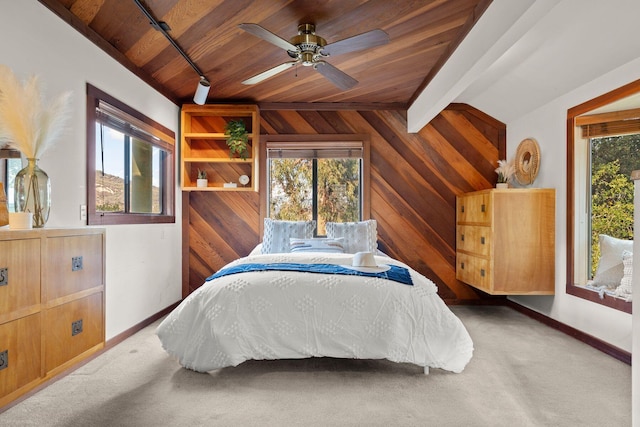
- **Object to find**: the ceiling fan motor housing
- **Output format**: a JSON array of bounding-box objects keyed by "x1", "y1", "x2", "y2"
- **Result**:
[{"x1": 288, "y1": 24, "x2": 327, "y2": 66}]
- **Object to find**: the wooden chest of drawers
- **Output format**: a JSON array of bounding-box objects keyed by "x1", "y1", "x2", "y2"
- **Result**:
[
  {"x1": 455, "y1": 189, "x2": 555, "y2": 295},
  {"x1": 0, "y1": 228, "x2": 105, "y2": 408}
]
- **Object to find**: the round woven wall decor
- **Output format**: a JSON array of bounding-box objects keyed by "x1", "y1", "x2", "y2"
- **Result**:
[{"x1": 514, "y1": 138, "x2": 540, "y2": 185}]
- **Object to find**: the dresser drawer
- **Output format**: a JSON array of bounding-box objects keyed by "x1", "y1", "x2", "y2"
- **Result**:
[
  {"x1": 456, "y1": 225, "x2": 491, "y2": 256},
  {"x1": 0, "y1": 313, "x2": 41, "y2": 399},
  {"x1": 456, "y1": 252, "x2": 491, "y2": 292},
  {"x1": 0, "y1": 239, "x2": 41, "y2": 321},
  {"x1": 457, "y1": 192, "x2": 491, "y2": 224},
  {"x1": 43, "y1": 234, "x2": 104, "y2": 302},
  {"x1": 44, "y1": 292, "x2": 104, "y2": 374}
]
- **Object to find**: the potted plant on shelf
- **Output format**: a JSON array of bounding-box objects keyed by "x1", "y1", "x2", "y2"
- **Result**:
[
  {"x1": 495, "y1": 159, "x2": 515, "y2": 188},
  {"x1": 196, "y1": 169, "x2": 208, "y2": 188},
  {"x1": 224, "y1": 119, "x2": 249, "y2": 160}
]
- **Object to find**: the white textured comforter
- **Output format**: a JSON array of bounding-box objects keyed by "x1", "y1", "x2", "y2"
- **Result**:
[{"x1": 156, "y1": 252, "x2": 473, "y2": 373}]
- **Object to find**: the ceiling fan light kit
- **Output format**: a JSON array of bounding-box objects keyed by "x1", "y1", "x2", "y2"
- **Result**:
[{"x1": 239, "y1": 22, "x2": 389, "y2": 90}]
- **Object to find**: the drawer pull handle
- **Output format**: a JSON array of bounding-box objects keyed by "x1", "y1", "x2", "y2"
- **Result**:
[
  {"x1": 480, "y1": 269, "x2": 486, "y2": 277},
  {"x1": 0, "y1": 350, "x2": 7, "y2": 371},
  {"x1": 461, "y1": 262, "x2": 465, "y2": 270},
  {"x1": 0, "y1": 267, "x2": 7, "y2": 286},
  {"x1": 72, "y1": 319, "x2": 83, "y2": 336},
  {"x1": 481, "y1": 204, "x2": 486, "y2": 213},
  {"x1": 480, "y1": 237, "x2": 485, "y2": 245},
  {"x1": 461, "y1": 205, "x2": 465, "y2": 213},
  {"x1": 72, "y1": 256, "x2": 83, "y2": 272},
  {"x1": 461, "y1": 234, "x2": 465, "y2": 242}
]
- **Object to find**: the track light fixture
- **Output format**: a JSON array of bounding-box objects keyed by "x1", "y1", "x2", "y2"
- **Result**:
[
  {"x1": 133, "y1": 0, "x2": 210, "y2": 104},
  {"x1": 193, "y1": 77, "x2": 211, "y2": 105}
]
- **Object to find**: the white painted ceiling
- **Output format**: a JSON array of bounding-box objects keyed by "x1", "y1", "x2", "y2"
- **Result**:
[{"x1": 409, "y1": 0, "x2": 640, "y2": 130}]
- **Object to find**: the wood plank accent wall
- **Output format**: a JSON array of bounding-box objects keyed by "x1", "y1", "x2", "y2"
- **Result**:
[{"x1": 184, "y1": 103, "x2": 505, "y2": 302}]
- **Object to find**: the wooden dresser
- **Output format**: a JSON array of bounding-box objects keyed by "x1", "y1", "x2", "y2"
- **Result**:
[
  {"x1": 0, "y1": 227, "x2": 105, "y2": 408},
  {"x1": 455, "y1": 188, "x2": 555, "y2": 295}
]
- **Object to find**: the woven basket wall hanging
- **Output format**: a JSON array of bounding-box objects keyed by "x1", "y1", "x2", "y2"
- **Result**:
[{"x1": 514, "y1": 138, "x2": 540, "y2": 185}]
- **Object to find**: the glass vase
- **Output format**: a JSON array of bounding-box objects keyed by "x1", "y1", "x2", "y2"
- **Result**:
[{"x1": 14, "y1": 158, "x2": 51, "y2": 228}]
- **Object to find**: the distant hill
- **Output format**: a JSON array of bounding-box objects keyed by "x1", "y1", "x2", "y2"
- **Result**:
[{"x1": 95, "y1": 172, "x2": 159, "y2": 212}]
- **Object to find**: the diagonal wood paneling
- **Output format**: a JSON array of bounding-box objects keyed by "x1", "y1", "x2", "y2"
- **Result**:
[{"x1": 186, "y1": 103, "x2": 504, "y2": 302}]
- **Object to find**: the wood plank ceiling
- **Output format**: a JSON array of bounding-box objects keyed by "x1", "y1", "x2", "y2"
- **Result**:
[{"x1": 38, "y1": 0, "x2": 491, "y2": 106}]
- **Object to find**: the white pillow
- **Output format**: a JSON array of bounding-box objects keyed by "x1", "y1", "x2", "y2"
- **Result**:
[
  {"x1": 592, "y1": 234, "x2": 633, "y2": 287},
  {"x1": 290, "y1": 237, "x2": 345, "y2": 253},
  {"x1": 262, "y1": 218, "x2": 316, "y2": 254},
  {"x1": 325, "y1": 220, "x2": 377, "y2": 253},
  {"x1": 615, "y1": 250, "x2": 633, "y2": 299}
]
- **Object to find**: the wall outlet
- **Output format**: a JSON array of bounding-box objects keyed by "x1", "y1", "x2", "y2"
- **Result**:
[{"x1": 80, "y1": 204, "x2": 87, "y2": 221}]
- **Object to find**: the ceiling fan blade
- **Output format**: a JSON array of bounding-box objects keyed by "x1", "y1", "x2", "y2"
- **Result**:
[
  {"x1": 238, "y1": 23, "x2": 297, "y2": 52},
  {"x1": 322, "y1": 29, "x2": 390, "y2": 57},
  {"x1": 314, "y1": 61, "x2": 358, "y2": 90},
  {"x1": 242, "y1": 61, "x2": 299, "y2": 85}
]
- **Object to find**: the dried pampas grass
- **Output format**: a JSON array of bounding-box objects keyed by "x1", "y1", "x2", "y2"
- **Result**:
[{"x1": 0, "y1": 64, "x2": 72, "y2": 159}]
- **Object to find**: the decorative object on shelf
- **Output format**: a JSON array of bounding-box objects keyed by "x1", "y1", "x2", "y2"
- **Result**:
[
  {"x1": 239, "y1": 174, "x2": 250, "y2": 186},
  {"x1": 224, "y1": 119, "x2": 249, "y2": 160},
  {"x1": 223, "y1": 182, "x2": 237, "y2": 188},
  {"x1": 8, "y1": 211, "x2": 32, "y2": 230},
  {"x1": 196, "y1": 169, "x2": 208, "y2": 188},
  {"x1": 494, "y1": 159, "x2": 515, "y2": 188},
  {"x1": 14, "y1": 158, "x2": 50, "y2": 227},
  {"x1": 515, "y1": 138, "x2": 540, "y2": 186},
  {"x1": 0, "y1": 65, "x2": 72, "y2": 228}
]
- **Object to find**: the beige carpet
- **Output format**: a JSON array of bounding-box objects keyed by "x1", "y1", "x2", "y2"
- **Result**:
[{"x1": 0, "y1": 306, "x2": 631, "y2": 426}]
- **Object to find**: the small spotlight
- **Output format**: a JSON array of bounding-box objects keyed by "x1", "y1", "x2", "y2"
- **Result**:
[{"x1": 193, "y1": 77, "x2": 210, "y2": 105}]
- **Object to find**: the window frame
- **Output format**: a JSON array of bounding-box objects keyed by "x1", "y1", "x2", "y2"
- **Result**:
[
  {"x1": 260, "y1": 134, "x2": 371, "y2": 237},
  {"x1": 566, "y1": 79, "x2": 640, "y2": 313},
  {"x1": 86, "y1": 84, "x2": 175, "y2": 225}
]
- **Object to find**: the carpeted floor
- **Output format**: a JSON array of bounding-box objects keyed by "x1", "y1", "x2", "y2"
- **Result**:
[{"x1": 0, "y1": 306, "x2": 631, "y2": 426}]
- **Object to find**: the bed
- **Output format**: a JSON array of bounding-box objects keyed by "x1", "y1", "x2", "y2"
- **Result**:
[{"x1": 157, "y1": 219, "x2": 474, "y2": 374}]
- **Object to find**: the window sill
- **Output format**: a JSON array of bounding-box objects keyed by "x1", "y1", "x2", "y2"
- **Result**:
[
  {"x1": 88, "y1": 213, "x2": 175, "y2": 226},
  {"x1": 566, "y1": 284, "x2": 632, "y2": 314}
]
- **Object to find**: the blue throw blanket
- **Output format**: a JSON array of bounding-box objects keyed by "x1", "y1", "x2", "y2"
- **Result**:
[{"x1": 206, "y1": 263, "x2": 413, "y2": 286}]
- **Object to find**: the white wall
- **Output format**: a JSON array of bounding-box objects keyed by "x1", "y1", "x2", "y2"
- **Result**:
[
  {"x1": 1, "y1": 2, "x2": 182, "y2": 340},
  {"x1": 442, "y1": 0, "x2": 639, "y2": 353},
  {"x1": 504, "y1": 60, "x2": 640, "y2": 352}
]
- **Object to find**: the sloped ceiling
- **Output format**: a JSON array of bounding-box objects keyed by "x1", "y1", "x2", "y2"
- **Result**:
[{"x1": 37, "y1": 0, "x2": 491, "y2": 108}]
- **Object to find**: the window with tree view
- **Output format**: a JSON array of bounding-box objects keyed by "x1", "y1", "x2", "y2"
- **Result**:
[
  {"x1": 267, "y1": 142, "x2": 363, "y2": 235},
  {"x1": 589, "y1": 134, "x2": 638, "y2": 275}
]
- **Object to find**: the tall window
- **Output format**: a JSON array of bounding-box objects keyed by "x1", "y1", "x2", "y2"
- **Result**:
[
  {"x1": 588, "y1": 134, "x2": 638, "y2": 276},
  {"x1": 263, "y1": 137, "x2": 370, "y2": 236},
  {"x1": 568, "y1": 83, "x2": 640, "y2": 313},
  {"x1": 576, "y1": 109, "x2": 640, "y2": 279},
  {"x1": 87, "y1": 84, "x2": 175, "y2": 225}
]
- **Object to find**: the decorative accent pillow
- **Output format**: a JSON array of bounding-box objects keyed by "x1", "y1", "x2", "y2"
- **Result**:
[
  {"x1": 592, "y1": 234, "x2": 633, "y2": 287},
  {"x1": 615, "y1": 250, "x2": 633, "y2": 299},
  {"x1": 262, "y1": 218, "x2": 316, "y2": 254},
  {"x1": 290, "y1": 237, "x2": 345, "y2": 253},
  {"x1": 325, "y1": 220, "x2": 378, "y2": 253}
]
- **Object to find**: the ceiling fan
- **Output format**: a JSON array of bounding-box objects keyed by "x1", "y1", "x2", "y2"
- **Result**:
[{"x1": 238, "y1": 23, "x2": 390, "y2": 90}]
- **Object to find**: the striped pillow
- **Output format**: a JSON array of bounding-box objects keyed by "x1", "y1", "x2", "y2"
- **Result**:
[{"x1": 290, "y1": 238, "x2": 345, "y2": 253}]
